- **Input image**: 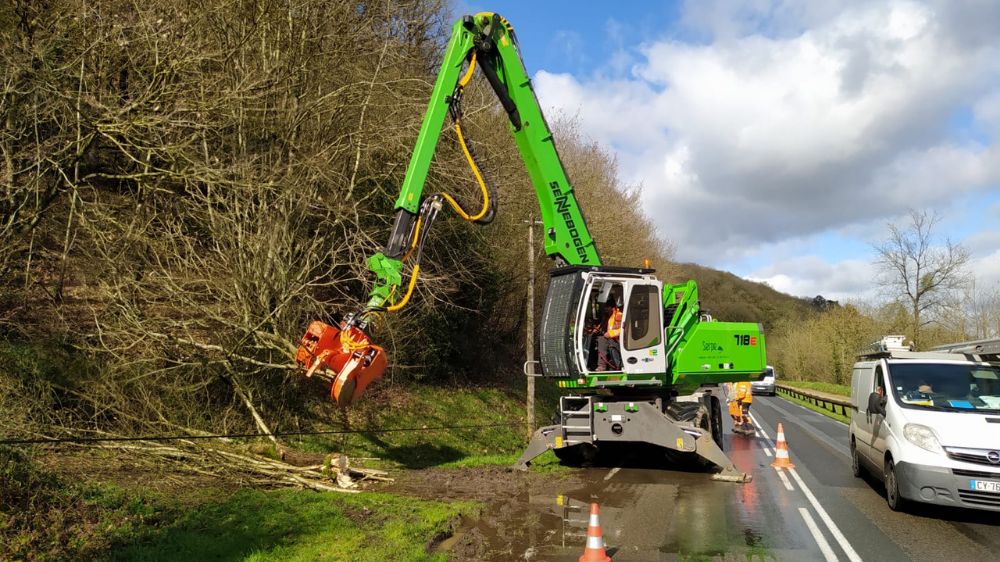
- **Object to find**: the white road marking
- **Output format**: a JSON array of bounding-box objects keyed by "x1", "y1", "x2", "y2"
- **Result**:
[
  {"x1": 749, "y1": 412, "x2": 773, "y2": 455},
  {"x1": 775, "y1": 467, "x2": 795, "y2": 491},
  {"x1": 752, "y1": 414, "x2": 775, "y2": 456},
  {"x1": 788, "y1": 468, "x2": 864, "y2": 562},
  {"x1": 752, "y1": 406, "x2": 864, "y2": 562},
  {"x1": 749, "y1": 412, "x2": 770, "y2": 439},
  {"x1": 798, "y1": 507, "x2": 839, "y2": 562},
  {"x1": 603, "y1": 467, "x2": 621, "y2": 481}
]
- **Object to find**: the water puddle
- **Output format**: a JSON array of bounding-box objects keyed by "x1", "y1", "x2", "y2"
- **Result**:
[{"x1": 440, "y1": 448, "x2": 784, "y2": 561}]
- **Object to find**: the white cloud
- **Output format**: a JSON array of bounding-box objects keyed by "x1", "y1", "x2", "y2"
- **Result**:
[
  {"x1": 974, "y1": 89, "x2": 1000, "y2": 136},
  {"x1": 533, "y1": 0, "x2": 1000, "y2": 275},
  {"x1": 966, "y1": 230, "x2": 1000, "y2": 252},
  {"x1": 746, "y1": 256, "x2": 876, "y2": 300},
  {"x1": 970, "y1": 248, "x2": 1000, "y2": 289}
]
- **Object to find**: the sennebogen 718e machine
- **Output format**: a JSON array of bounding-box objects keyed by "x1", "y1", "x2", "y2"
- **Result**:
[{"x1": 295, "y1": 12, "x2": 768, "y2": 481}]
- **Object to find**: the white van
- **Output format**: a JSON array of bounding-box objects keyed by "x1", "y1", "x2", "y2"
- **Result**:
[{"x1": 849, "y1": 336, "x2": 1000, "y2": 512}]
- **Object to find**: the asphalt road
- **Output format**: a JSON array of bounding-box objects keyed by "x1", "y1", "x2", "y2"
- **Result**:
[
  {"x1": 751, "y1": 394, "x2": 1000, "y2": 562},
  {"x1": 457, "y1": 394, "x2": 1000, "y2": 561}
]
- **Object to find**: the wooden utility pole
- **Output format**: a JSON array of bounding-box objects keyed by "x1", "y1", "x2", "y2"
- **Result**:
[{"x1": 525, "y1": 217, "x2": 543, "y2": 439}]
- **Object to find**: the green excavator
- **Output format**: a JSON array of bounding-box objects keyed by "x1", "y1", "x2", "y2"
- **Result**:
[{"x1": 295, "y1": 12, "x2": 768, "y2": 481}]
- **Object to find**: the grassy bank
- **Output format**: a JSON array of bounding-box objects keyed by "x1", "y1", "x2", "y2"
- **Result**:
[
  {"x1": 780, "y1": 380, "x2": 850, "y2": 396},
  {"x1": 3, "y1": 445, "x2": 477, "y2": 561},
  {"x1": 289, "y1": 381, "x2": 564, "y2": 470},
  {"x1": 107, "y1": 489, "x2": 476, "y2": 562},
  {"x1": 3, "y1": 379, "x2": 567, "y2": 560},
  {"x1": 777, "y1": 381, "x2": 851, "y2": 424}
]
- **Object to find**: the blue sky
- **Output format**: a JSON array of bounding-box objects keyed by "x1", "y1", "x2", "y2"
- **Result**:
[{"x1": 458, "y1": 1, "x2": 1000, "y2": 301}]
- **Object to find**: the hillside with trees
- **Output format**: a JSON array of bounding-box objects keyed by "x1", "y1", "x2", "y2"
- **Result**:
[
  {"x1": 671, "y1": 262, "x2": 817, "y2": 330},
  {"x1": 0, "y1": 0, "x2": 673, "y2": 448}
]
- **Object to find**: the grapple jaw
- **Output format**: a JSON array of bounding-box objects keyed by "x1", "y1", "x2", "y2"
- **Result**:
[{"x1": 295, "y1": 320, "x2": 387, "y2": 407}]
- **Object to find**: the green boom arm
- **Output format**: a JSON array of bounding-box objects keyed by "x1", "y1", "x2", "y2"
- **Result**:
[{"x1": 365, "y1": 12, "x2": 600, "y2": 312}]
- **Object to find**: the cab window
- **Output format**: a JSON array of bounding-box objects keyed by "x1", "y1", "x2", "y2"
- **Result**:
[{"x1": 624, "y1": 285, "x2": 661, "y2": 351}]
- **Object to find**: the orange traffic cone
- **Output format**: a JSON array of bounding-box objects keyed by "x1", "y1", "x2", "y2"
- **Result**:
[
  {"x1": 771, "y1": 422, "x2": 795, "y2": 469},
  {"x1": 580, "y1": 502, "x2": 611, "y2": 562}
]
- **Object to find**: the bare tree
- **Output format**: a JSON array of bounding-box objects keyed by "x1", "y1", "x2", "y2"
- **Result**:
[
  {"x1": 951, "y1": 278, "x2": 1000, "y2": 339},
  {"x1": 874, "y1": 209, "x2": 970, "y2": 348}
]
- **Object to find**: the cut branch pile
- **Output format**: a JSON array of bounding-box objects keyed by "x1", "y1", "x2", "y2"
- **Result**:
[{"x1": 58, "y1": 432, "x2": 391, "y2": 493}]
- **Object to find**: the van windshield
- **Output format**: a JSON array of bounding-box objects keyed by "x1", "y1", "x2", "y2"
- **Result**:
[{"x1": 887, "y1": 362, "x2": 1000, "y2": 413}]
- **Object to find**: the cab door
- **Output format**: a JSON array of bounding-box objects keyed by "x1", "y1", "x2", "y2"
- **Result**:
[{"x1": 620, "y1": 282, "x2": 667, "y2": 375}]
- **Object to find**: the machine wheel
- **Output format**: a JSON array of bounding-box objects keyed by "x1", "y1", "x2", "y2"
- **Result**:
[
  {"x1": 706, "y1": 395, "x2": 724, "y2": 449},
  {"x1": 694, "y1": 404, "x2": 711, "y2": 433},
  {"x1": 666, "y1": 400, "x2": 720, "y2": 447},
  {"x1": 693, "y1": 404, "x2": 719, "y2": 469},
  {"x1": 665, "y1": 401, "x2": 702, "y2": 423},
  {"x1": 884, "y1": 456, "x2": 907, "y2": 511},
  {"x1": 850, "y1": 437, "x2": 863, "y2": 478},
  {"x1": 664, "y1": 402, "x2": 713, "y2": 469}
]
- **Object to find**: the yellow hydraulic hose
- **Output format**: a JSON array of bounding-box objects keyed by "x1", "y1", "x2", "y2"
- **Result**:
[
  {"x1": 387, "y1": 264, "x2": 420, "y2": 312},
  {"x1": 386, "y1": 216, "x2": 426, "y2": 312},
  {"x1": 385, "y1": 53, "x2": 491, "y2": 313},
  {"x1": 401, "y1": 216, "x2": 423, "y2": 263},
  {"x1": 458, "y1": 52, "x2": 477, "y2": 88},
  {"x1": 441, "y1": 119, "x2": 491, "y2": 221},
  {"x1": 440, "y1": 52, "x2": 492, "y2": 223},
  {"x1": 340, "y1": 323, "x2": 369, "y2": 350}
]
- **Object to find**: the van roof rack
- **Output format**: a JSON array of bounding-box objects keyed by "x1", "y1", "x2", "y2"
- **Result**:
[
  {"x1": 858, "y1": 335, "x2": 912, "y2": 359},
  {"x1": 860, "y1": 335, "x2": 1000, "y2": 363}
]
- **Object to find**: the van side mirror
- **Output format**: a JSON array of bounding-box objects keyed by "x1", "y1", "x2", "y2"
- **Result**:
[{"x1": 868, "y1": 392, "x2": 886, "y2": 415}]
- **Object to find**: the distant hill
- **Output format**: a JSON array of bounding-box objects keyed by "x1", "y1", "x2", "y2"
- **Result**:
[{"x1": 669, "y1": 262, "x2": 818, "y2": 332}]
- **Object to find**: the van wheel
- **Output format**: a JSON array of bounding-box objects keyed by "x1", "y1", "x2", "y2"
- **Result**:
[
  {"x1": 850, "y1": 438, "x2": 862, "y2": 478},
  {"x1": 884, "y1": 457, "x2": 907, "y2": 511}
]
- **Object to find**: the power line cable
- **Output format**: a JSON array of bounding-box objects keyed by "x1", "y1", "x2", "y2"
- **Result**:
[{"x1": 0, "y1": 421, "x2": 526, "y2": 446}]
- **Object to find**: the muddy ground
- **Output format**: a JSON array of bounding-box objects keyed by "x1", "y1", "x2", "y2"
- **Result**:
[
  {"x1": 39, "y1": 447, "x2": 767, "y2": 561},
  {"x1": 389, "y1": 465, "x2": 588, "y2": 561}
]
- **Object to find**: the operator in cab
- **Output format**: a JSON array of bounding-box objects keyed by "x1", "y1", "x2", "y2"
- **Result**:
[
  {"x1": 595, "y1": 288, "x2": 623, "y2": 371},
  {"x1": 729, "y1": 381, "x2": 754, "y2": 435}
]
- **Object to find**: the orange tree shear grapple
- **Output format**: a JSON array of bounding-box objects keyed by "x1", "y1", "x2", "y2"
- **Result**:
[{"x1": 295, "y1": 319, "x2": 387, "y2": 407}]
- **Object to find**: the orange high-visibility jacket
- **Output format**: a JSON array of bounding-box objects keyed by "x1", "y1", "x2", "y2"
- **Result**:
[
  {"x1": 728, "y1": 398, "x2": 744, "y2": 419},
  {"x1": 734, "y1": 381, "x2": 753, "y2": 404},
  {"x1": 605, "y1": 308, "x2": 622, "y2": 339}
]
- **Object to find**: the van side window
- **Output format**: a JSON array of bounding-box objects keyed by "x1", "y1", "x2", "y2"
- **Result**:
[{"x1": 874, "y1": 365, "x2": 885, "y2": 394}]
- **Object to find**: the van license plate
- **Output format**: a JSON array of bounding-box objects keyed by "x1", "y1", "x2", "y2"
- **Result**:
[{"x1": 970, "y1": 480, "x2": 1000, "y2": 493}]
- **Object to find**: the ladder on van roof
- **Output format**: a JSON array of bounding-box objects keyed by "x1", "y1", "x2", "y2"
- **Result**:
[
  {"x1": 860, "y1": 335, "x2": 1000, "y2": 362},
  {"x1": 929, "y1": 337, "x2": 1000, "y2": 361}
]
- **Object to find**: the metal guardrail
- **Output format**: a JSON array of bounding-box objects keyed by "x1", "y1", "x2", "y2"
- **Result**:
[{"x1": 775, "y1": 383, "x2": 853, "y2": 417}]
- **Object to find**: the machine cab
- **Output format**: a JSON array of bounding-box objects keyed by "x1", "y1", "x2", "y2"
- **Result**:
[{"x1": 538, "y1": 267, "x2": 667, "y2": 381}]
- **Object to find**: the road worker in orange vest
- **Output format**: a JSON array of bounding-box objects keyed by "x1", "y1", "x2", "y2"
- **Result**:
[
  {"x1": 729, "y1": 380, "x2": 754, "y2": 435},
  {"x1": 596, "y1": 289, "x2": 623, "y2": 371}
]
